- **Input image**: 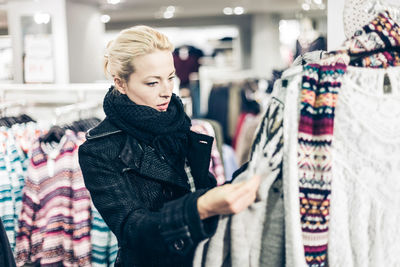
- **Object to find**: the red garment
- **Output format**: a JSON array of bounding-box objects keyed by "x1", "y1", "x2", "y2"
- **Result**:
[{"x1": 232, "y1": 113, "x2": 250, "y2": 149}]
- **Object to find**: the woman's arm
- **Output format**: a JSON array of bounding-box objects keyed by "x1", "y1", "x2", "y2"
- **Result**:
[
  {"x1": 79, "y1": 142, "x2": 261, "y2": 256},
  {"x1": 197, "y1": 174, "x2": 261, "y2": 219}
]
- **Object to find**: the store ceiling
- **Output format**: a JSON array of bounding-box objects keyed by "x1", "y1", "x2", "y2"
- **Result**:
[
  {"x1": 0, "y1": 0, "x2": 326, "y2": 28},
  {"x1": 75, "y1": 0, "x2": 315, "y2": 21}
]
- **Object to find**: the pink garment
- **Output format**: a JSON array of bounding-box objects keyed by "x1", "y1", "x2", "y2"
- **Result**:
[{"x1": 15, "y1": 131, "x2": 91, "y2": 267}]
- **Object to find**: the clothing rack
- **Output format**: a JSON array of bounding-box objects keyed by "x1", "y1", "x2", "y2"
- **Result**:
[
  {"x1": 0, "y1": 83, "x2": 109, "y2": 124},
  {"x1": 0, "y1": 83, "x2": 109, "y2": 103},
  {"x1": 0, "y1": 99, "x2": 27, "y2": 117},
  {"x1": 53, "y1": 101, "x2": 102, "y2": 125},
  {"x1": 199, "y1": 66, "x2": 256, "y2": 115}
]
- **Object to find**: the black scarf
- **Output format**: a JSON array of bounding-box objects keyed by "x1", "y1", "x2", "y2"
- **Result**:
[{"x1": 103, "y1": 87, "x2": 191, "y2": 164}]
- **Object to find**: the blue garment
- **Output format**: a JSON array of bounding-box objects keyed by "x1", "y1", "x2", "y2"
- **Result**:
[
  {"x1": 91, "y1": 203, "x2": 118, "y2": 267},
  {"x1": 222, "y1": 144, "x2": 238, "y2": 182}
]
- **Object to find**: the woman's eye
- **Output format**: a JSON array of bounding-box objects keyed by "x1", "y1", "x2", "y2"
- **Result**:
[
  {"x1": 168, "y1": 76, "x2": 175, "y2": 80},
  {"x1": 146, "y1": 82, "x2": 158, "y2": 87}
]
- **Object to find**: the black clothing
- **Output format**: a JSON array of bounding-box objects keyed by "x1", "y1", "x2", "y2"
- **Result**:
[
  {"x1": 206, "y1": 86, "x2": 230, "y2": 144},
  {"x1": 78, "y1": 117, "x2": 218, "y2": 267},
  {"x1": 294, "y1": 35, "x2": 327, "y2": 59},
  {"x1": 103, "y1": 88, "x2": 191, "y2": 163},
  {"x1": 0, "y1": 218, "x2": 16, "y2": 267}
]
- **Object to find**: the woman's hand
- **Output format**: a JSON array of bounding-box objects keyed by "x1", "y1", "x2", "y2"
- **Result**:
[{"x1": 197, "y1": 174, "x2": 262, "y2": 220}]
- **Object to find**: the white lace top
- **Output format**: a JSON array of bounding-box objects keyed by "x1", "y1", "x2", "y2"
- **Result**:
[{"x1": 329, "y1": 66, "x2": 400, "y2": 266}]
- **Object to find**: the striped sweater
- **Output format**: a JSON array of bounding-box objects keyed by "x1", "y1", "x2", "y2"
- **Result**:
[
  {"x1": 90, "y1": 204, "x2": 118, "y2": 267},
  {"x1": 15, "y1": 130, "x2": 92, "y2": 267},
  {"x1": 0, "y1": 127, "x2": 30, "y2": 251}
]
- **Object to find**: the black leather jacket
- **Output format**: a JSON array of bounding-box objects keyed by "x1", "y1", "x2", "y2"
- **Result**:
[{"x1": 78, "y1": 118, "x2": 218, "y2": 267}]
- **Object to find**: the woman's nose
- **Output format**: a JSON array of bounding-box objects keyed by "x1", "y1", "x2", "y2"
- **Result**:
[{"x1": 160, "y1": 81, "x2": 173, "y2": 96}]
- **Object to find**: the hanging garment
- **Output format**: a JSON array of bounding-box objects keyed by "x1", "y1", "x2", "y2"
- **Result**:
[
  {"x1": 0, "y1": 124, "x2": 37, "y2": 251},
  {"x1": 15, "y1": 130, "x2": 92, "y2": 267},
  {"x1": 91, "y1": 204, "x2": 118, "y2": 267},
  {"x1": 207, "y1": 86, "x2": 231, "y2": 144},
  {"x1": 294, "y1": 36, "x2": 327, "y2": 59},
  {"x1": 285, "y1": 11, "x2": 400, "y2": 267},
  {"x1": 227, "y1": 84, "x2": 242, "y2": 142},
  {"x1": 234, "y1": 113, "x2": 262, "y2": 166},
  {"x1": 328, "y1": 66, "x2": 400, "y2": 267},
  {"x1": 221, "y1": 144, "x2": 238, "y2": 182},
  {"x1": 195, "y1": 11, "x2": 400, "y2": 267},
  {"x1": 296, "y1": 58, "x2": 347, "y2": 267},
  {"x1": 193, "y1": 83, "x2": 285, "y2": 267},
  {"x1": 0, "y1": 217, "x2": 16, "y2": 267}
]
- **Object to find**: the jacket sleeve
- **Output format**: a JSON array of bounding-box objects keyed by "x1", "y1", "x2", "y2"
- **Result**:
[{"x1": 78, "y1": 143, "x2": 218, "y2": 256}]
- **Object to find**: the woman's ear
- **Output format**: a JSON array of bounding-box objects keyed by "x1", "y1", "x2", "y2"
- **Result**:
[{"x1": 114, "y1": 77, "x2": 127, "y2": 94}]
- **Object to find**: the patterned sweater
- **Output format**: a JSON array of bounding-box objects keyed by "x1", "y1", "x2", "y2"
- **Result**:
[
  {"x1": 0, "y1": 125, "x2": 35, "y2": 251},
  {"x1": 15, "y1": 130, "x2": 92, "y2": 267}
]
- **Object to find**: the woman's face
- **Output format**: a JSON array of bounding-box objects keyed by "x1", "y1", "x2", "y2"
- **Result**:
[{"x1": 117, "y1": 49, "x2": 175, "y2": 112}]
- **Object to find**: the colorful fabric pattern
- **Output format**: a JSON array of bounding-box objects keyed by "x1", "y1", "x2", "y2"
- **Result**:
[
  {"x1": 15, "y1": 130, "x2": 92, "y2": 267},
  {"x1": 298, "y1": 62, "x2": 347, "y2": 267},
  {"x1": 347, "y1": 12, "x2": 400, "y2": 68},
  {"x1": 91, "y1": 204, "x2": 118, "y2": 267},
  {"x1": 298, "y1": 11, "x2": 400, "y2": 267},
  {"x1": 0, "y1": 125, "x2": 36, "y2": 251}
]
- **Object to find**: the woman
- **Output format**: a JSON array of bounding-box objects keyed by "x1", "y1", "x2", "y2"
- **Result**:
[{"x1": 78, "y1": 25, "x2": 261, "y2": 267}]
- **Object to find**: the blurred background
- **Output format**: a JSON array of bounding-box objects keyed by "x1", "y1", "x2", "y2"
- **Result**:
[
  {"x1": 0, "y1": 0, "x2": 335, "y2": 123},
  {"x1": 0, "y1": 0, "x2": 329, "y2": 85}
]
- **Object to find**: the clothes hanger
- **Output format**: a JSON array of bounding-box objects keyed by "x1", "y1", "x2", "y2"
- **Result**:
[{"x1": 39, "y1": 125, "x2": 66, "y2": 144}]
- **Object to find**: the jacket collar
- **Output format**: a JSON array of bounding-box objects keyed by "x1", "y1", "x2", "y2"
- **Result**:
[
  {"x1": 119, "y1": 131, "x2": 214, "y2": 190},
  {"x1": 86, "y1": 118, "x2": 122, "y2": 140},
  {"x1": 87, "y1": 118, "x2": 215, "y2": 189}
]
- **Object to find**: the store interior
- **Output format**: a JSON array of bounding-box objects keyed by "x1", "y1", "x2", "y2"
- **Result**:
[
  {"x1": 0, "y1": 0, "x2": 331, "y2": 120},
  {"x1": 0, "y1": 0, "x2": 399, "y2": 266}
]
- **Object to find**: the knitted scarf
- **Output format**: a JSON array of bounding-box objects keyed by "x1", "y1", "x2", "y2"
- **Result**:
[{"x1": 103, "y1": 87, "x2": 191, "y2": 163}]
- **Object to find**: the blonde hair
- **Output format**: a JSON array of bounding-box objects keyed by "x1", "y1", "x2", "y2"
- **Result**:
[{"x1": 104, "y1": 25, "x2": 174, "y2": 82}]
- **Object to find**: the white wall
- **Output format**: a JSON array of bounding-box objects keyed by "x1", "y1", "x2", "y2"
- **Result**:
[
  {"x1": 252, "y1": 13, "x2": 284, "y2": 78},
  {"x1": 327, "y1": 0, "x2": 346, "y2": 50},
  {"x1": 7, "y1": 0, "x2": 69, "y2": 83},
  {"x1": 66, "y1": 1, "x2": 105, "y2": 83}
]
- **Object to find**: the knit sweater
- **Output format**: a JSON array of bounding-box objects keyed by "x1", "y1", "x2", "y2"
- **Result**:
[
  {"x1": 193, "y1": 83, "x2": 285, "y2": 267},
  {"x1": 91, "y1": 203, "x2": 118, "y2": 267},
  {"x1": 0, "y1": 127, "x2": 30, "y2": 251},
  {"x1": 15, "y1": 130, "x2": 92, "y2": 267}
]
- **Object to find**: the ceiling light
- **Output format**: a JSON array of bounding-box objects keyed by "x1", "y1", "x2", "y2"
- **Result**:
[
  {"x1": 313, "y1": 0, "x2": 322, "y2": 4},
  {"x1": 166, "y1": 6, "x2": 175, "y2": 13},
  {"x1": 107, "y1": 0, "x2": 120, "y2": 5},
  {"x1": 163, "y1": 11, "x2": 174, "y2": 19},
  {"x1": 223, "y1": 7, "x2": 233, "y2": 15},
  {"x1": 100, "y1": 14, "x2": 111, "y2": 23},
  {"x1": 233, "y1": 6, "x2": 244, "y2": 15},
  {"x1": 302, "y1": 3, "x2": 311, "y2": 11},
  {"x1": 34, "y1": 12, "x2": 50, "y2": 24}
]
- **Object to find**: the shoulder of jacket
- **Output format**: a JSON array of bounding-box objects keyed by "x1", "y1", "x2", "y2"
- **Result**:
[{"x1": 85, "y1": 118, "x2": 123, "y2": 140}]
